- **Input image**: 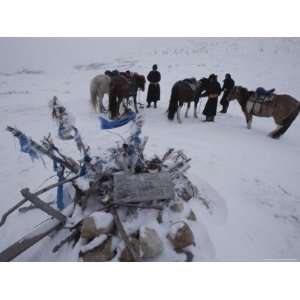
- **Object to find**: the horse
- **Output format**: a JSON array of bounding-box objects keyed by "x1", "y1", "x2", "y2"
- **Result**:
[
  {"x1": 90, "y1": 74, "x2": 111, "y2": 113},
  {"x1": 109, "y1": 72, "x2": 145, "y2": 119},
  {"x1": 167, "y1": 78, "x2": 208, "y2": 123},
  {"x1": 227, "y1": 86, "x2": 300, "y2": 139},
  {"x1": 90, "y1": 72, "x2": 145, "y2": 114}
]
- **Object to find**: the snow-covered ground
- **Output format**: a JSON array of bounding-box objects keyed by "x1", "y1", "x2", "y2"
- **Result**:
[{"x1": 0, "y1": 37, "x2": 300, "y2": 261}]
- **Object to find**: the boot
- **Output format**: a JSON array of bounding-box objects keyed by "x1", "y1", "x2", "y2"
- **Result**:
[
  {"x1": 220, "y1": 102, "x2": 229, "y2": 113},
  {"x1": 205, "y1": 116, "x2": 214, "y2": 122},
  {"x1": 147, "y1": 103, "x2": 151, "y2": 108},
  {"x1": 154, "y1": 102, "x2": 157, "y2": 108}
]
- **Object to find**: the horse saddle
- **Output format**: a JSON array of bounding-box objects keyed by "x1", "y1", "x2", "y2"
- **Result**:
[
  {"x1": 182, "y1": 78, "x2": 198, "y2": 91},
  {"x1": 247, "y1": 90, "x2": 275, "y2": 115},
  {"x1": 254, "y1": 87, "x2": 275, "y2": 103}
]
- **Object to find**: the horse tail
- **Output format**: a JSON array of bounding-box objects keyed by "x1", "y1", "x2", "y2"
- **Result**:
[
  {"x1": 90, "y1": 79, "x2": 98, "y2": 112},
  {"x1": 273, "y1": 103, "x2": 300, "y2": 138},
  {"x1": 167, "y1": 83, "x2": 179, "y2": 120}
]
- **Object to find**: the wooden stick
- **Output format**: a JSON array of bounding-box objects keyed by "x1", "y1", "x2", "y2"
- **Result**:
[
  {"x1": 52, "y1": 230, "x2": 79, "y2": 253},
  {"x1": 0, "y1": 174, "x2": 80, "y2": 227},
  {"x1": 21, "y1": 188, "x2": 67, "y2": 223},
  {"x1": 19, "y1": 201, "x2": 55, "y2": 213},
  {"x1": 110, "y1": 207, "x2": 141, "y2": 262},
  {"x1": 0, "y1": 218, "x2": 63, "y2": 262}
]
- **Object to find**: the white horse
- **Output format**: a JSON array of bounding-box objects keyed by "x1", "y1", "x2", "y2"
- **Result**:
[{"x1": 90, "y1": 74, "x2": 111, "y2": 112}]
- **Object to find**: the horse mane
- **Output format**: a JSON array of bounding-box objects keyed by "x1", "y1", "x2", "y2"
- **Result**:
[
  {"x1": 199, "y1": 77, "x2": 209, "y2": 88},
  {"x1": 133, "y1": 72, "x2": 145, "y2": 81},
  {"x1": 239, "y1": 86, "x2": 249, "y2": 98},
  {"x1": 238, "y1": 86, "x2": 251, "y2": 110}
]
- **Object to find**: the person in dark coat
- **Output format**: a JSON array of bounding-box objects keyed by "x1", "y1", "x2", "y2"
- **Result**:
[
  {"x1": 220, "y1": 73, "x2": 235, "y2": 113},
  {"x1": 146, "y1": 64, "x2": 161, "y2": 108},
  {"x1": 202, "y1": 74, "x2": 222, "y2": 121}
]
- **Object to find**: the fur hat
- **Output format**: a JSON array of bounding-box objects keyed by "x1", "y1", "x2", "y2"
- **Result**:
[{"x1": 152, "y1": 64, "x2": 158, "y2": 70}]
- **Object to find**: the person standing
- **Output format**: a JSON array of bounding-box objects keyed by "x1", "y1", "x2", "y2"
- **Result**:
[
  {"x1": 202, "y1": 74, "x2": 222, "y2": 122},
  {"x1": 220, "y1": 73, "x2": 235, "y2": 113},
  {"x1": 146, "y1": 64, "x2": 161, "y2": 108}
]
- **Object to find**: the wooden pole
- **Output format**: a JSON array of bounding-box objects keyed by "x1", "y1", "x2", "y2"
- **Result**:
[
  {"x1": 0, "y1": 218, "x2": 63, "y2": 262},
  {"x1": 20, "y1": 188, "x2": 67, "y2": 222},
  {"x1": 0, "y1": 174, "x2": 80, "y2": 227},
  {"x1": 110, "y1": 207, "x2": 141, "y2": 262}
]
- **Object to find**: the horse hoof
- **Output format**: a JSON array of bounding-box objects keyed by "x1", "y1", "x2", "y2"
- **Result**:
[
  {"x1": 271, "y1": 134, "x2": 280, "y2": 139},
  {"x1": 268, "y1": 132, "x2": 280, "y2": 139}
]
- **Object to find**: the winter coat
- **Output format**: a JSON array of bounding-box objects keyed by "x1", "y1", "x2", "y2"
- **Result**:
[
  {"x1": 147, "y1": 70, "x2": 161, "y2": 83},
  {"x1": 146, "y1": 70, "x2": 161, "y2": 102},
  {"x1": 206, "y1": 80, "x2": 222, "y2": 96},
  {"x1": 202, "y1": 79, "x2": 221, "y2": 116},
  {"x1": 222, "y1": 78, "x2": 235, "y2": 91}
]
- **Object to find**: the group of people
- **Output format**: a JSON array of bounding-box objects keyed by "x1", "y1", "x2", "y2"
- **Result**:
[
  {"x1": 201, "y1": 72, "x2": 235, "y2": 121},
  {"x1": 144, "y1": 64, "x2": 235, "y2": 122},
  {"x1": 104, "y1": 66, "x2": 277, "y2": 123}
]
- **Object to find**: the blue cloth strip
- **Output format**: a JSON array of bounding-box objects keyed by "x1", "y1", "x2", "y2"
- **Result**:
[{"x1": 99, "y1": 111, "x2": 136, "y2": 129}]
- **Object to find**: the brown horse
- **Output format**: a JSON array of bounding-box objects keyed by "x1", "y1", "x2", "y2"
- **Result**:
[
  {"x1": 109, "y1": 72, "x2": 145, "y2": 119},
  {"x1": 227, "y1": 86, "x2": 300, "y2": 138},
  {"x1": 167, "y1": 78, "x2": 208, "y2": 123}
]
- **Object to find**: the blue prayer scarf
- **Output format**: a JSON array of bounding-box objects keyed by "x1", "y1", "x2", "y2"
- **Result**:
[{"x1": 99, "y1": 111, "x2": 136, "y2": 129}]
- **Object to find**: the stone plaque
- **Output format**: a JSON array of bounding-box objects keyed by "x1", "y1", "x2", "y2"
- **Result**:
[{"x1": 113, "y1": 172, "x2": 174, "y2": 203}]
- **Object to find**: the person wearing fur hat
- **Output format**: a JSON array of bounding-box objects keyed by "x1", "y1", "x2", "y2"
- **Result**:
[
  {"x1": 220, "y1": 73, "x2": 235, "y2": 113},
  {"x1": 202, "y1": 74, "x2": 222, "y2": 121},
  {"x1": 146, "y1": 64, "x2": 161, "y2": 108}
]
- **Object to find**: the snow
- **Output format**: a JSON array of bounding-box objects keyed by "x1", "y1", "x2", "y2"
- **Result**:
[
  {"x1": 80, "y1": 234, "x2": 107, "y2": 254},
  {"x1": 91, "y1": 211, "x2": 113, "y2": 230},
  {"x1": 0, "y1": 37, "x2": 300, "y2": 261}
]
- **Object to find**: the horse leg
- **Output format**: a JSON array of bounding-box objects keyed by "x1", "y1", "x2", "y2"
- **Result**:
[
  {"x1": 273, "y1": 104, "x2": 300, "y2": 138},
  {"x1": 268, "y1": 124, "x2": 284, "y2": 139},
  {"x1": 269, "y1": 105, "x2": 300, "y2": 138},
  {"x1": 247, "y1": 115, "x2": 253, "y2": 129},
  {"x1": 98, "y1": 92, "x2": 106, "y2": 113},
  {"x1": 116, "y1": 97, "x2": 123, "y2": 117},
  {"x1": 133, "y1": 95, "x2": 139, "y2": 113},
  {"x1": 244, "y1": 111, "x2": 253, "y2": 129},
  {"x1": 194, "y1": 100, "x2": 198, "y2": 118},
  {"x1": 185, "y1": 103, "x2": 190, "y2": 118},
  {"x1": 109, "y1": 94, "x2": 116, "y2": 119},
  {"x1": 119, "y1": 98, "x2": 128, "y2": 111},
  {"x1": 177, "y1": 105, "x2": 183, "y2": 123}
]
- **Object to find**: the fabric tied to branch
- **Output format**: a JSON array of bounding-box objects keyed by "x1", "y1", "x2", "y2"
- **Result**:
[
  {"x1": 99, "y1": 111, "x2": 136, "y2": 129},
  {"x1": 18, "y1": 134, "x2": 39, "y2": 161}
]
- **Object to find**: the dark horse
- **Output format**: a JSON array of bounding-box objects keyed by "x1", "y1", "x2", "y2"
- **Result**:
[
  {"x1": 167, "y1": 78, "x2": 208, "y2": 123},
  {"x1": 109, "y1": 72, "x2": 145, "y2": 119},
  {"x1": 227, "y1": 86, "x2": 300, "y2": 138}
]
